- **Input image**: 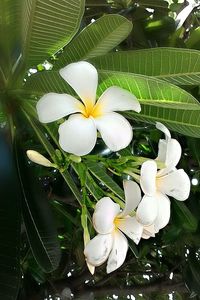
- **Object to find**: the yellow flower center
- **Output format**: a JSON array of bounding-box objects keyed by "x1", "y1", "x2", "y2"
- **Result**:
[
  {"x1": 114, "y1": 217, "x2": 120, "y2": 228},
  {"x1": 77, "y1": 99, "x2": 103, "y2": 118}
]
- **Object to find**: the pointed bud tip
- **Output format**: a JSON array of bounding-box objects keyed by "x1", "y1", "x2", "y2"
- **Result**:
[{"x1": 26, "y1": 150, "x2": 53, "y2": 167}]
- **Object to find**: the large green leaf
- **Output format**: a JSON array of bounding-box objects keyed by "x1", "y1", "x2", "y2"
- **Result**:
[
  {"x1": 15, "y1": 125, "x2": 61, "y2": 273},
  {"x1": 0, "y1": 131, "x2": 21, "y2": 300},
  {"x1": 172, "y1": 201, "x2": 198, "y2": 233},
  {"x1": 90, "y1": 48, "x2": 200, "y2": 85},
  {"x1": 186, "y1": 27, "x2": 200, "y2": 50},
  {"x1": 23, "y1": 68, "x2": 200, "y2": 137},
  {"x1": 21, "y1": 0, "x2": 85, "y2": 69},
  {"x1": 53, "y1": 14, "x2": 132, "y2": 69},
  {"x1": 0, "y1": 0, "x2": 22, "y2": 87},
  {"x1": 98, "y1": 71, "x2": 200, "y2": 137}
]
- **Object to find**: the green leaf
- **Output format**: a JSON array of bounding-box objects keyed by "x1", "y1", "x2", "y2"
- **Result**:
[
  {"x1": 137, "y1": 0, "x2": 169, "y2": 9},
  {"x1": 0, "y1": 0, "x2": 22, "y2": 87},
  {"x1": 85, "y1": 161, "x2": 124, "y2": 200},
  {"x1": 0, "y1": 104, "x2": 6, "y2": 126},
  {"x1": 187, "y1": 137, "x2": 200, "y2": 166},
  {"x1": 90, "y1": 48, "x2": 200, "y2": 85},
  {"x1": 184, "y1": 250, "x2": 200, "y2": 295},
  {"x1": 186, "y1": 27, "x2": 200, "y2": 50},
  {"x1": 172, "y1": 200, "x2": 198, "y2": 232},
  {"x1": 53, "y1": 14, "x2": 132, "y2": 69},
  {"x1": 15, "y1": 128, "x2": 61, "y2": 273},
  {"x1": 24, "y1": 70, "x2": 72, "y2": 95},
  {"x1": 128, "y1": 240, "x2": 139, "y2": 258},
  {"x1": 97, "y1": 70, "x2": 200, "y2": 138},
  {"x1": 0, "y1": 131, "x2": 21, "y2": 299},
  {"x1": 21, "y1": 0, "x2": 85, "y2": 69}
]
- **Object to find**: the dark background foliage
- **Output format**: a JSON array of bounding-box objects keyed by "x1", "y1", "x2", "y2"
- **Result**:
[{"x1": 1, "y1": 0, "x2": 200, "y2": 299}]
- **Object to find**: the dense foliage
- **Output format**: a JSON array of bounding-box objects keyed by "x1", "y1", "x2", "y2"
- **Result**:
[{"x1": 0, "y1": 0, "x2": 200, "y2": 299}]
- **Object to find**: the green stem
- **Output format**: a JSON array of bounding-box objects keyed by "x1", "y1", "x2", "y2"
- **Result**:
[{"x1": 123, "y1": 170, "x2": 140, "y2": 183}]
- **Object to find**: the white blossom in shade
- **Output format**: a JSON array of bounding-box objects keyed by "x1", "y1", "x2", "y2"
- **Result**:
[
  {"x1": 84, "y1": 181, "x2": 144, "y2": 273},
  {"x1": 83, "y1": 228, "x2": 95, "y2": 275},
  {"x1": 36, "y1": 61, "x2": 141, "y2": 156},
  {"x1": 26, "y1": 150, "x2": 53, "y2": 167},
  {"x1": 136, "y1": 122, "x2": 191, "y2": 232}
]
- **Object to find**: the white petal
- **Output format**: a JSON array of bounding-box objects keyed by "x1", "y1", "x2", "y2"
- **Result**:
[
  {"x1": 142, "y1": 224, "x2": 156, "y2": 239},
  {"x1": 95, "y1": 112, "x2": 133, "y2": 151},
  {"x1": 140, "y1": 160, "x2": 157, "y2": 196},
  {"x1": 97, "y1": 86, "x2": 141, "y2": 113},
  {"x1": 142, "y1": 233, "x2": 151, "y2": 239},
  {"x1": 106, "y1": 230, "x2": 128, "y2": 273},
  {"x1": 157, "y1": 138, "x2": 182, "y2": 176},
  {"x1": 93, "y1": 197, "x2": 120, "y2": 234},
  {"x1": 58, "y1": 114, "x2": 97, "y2": 156},
  {"x1": 59, "y1": 61, "x2": 98, "y2": 107},
  {"x1": 26, "y1": 150, "x2": 52, "y2": 167},
  {"x1": 117, "y1": 216, "x2": 143, "y2": 244},
  {"x1": 120, "y1": 180, "x2": 141, "y2": 217},
  {"x1": 154, "y1": 192, "x2": 171, "y2": 231},
  {"x1": 36, "y1": 93, "x2": 81, "y2": 123},
  {"x1": 156, "y1": 122, "x2": 171, "y2": 140},
  {"x1": 176, "y1": 3, "x2": 194, "y2": 30},
  {"x1": 84, "y1": 234, "x2": 113, "y2": 267},
  {"x1": 83, "y1": 228, "x2": 95, "y2": 274},
  {"x1": 86, "y1": 263, "x2": 95, "y2": 275},
  {"x1": 136, "y1": 195, "x2": 158, "y2": 225},
  {"x1": 156, "y1": 139, "x2": 167, "y2": 163},
  {"x1": 157, "y1": 169, "x2": 191, "y2": 201},
  {"x1": 165, "y1": 139, "x2": 182, "y2": 169}
]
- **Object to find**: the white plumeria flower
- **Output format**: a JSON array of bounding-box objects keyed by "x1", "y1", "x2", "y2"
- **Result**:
[
  {"x1": 136, "y1": 122, "x2": 191, "y2": 232},
  {"x1": 36, "y1": 61, "x2": 141, "y2": 156},
  {"x1": 84, "y1": 181, "x2": 147, "y2": 274}
]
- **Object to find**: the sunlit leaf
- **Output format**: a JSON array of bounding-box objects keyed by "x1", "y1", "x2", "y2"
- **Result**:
[
  {"x1": 53, "y1": 14, "x2": 132, "y2": 68},
  {"x1": 0, "y1": 0, "x2": 22, "y2": 87},
  {"x1": 186, "y1": 27, "x2": 200, "y2": 50},
  {"x1": 90, "y1": 48, "x2": 200, "y2": 85},
  {"x1": 21, "y1": 0, "x2": 85, "y2": 68}
]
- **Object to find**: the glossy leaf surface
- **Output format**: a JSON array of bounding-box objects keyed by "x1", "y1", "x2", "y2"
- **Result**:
[
  {"x1": 90, "y1": 48, "x2": 200, "y2": 85},
  {"x1": 53, "y1": 14, "x2": 132, "y2": 68}
]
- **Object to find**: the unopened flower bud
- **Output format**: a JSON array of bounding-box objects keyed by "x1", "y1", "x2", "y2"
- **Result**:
[{"x1": 26, "y1": 150, "x2": 53, "y2": 167}]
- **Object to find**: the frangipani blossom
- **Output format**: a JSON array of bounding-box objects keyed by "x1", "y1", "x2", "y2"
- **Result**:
[
  {"x1": 84, "y1": 181, "x2": 152, "y2": 274},
  {"x1": 36, "y1": 61, "x2": 141, "y2": 156},
  {"x1": 136, "y1": 122, "x2": 191, "y2": 232}
]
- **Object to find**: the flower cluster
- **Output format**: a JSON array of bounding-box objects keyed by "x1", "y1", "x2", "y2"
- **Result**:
[
  {"x1": 84, "y1": 122, "x2": 190, "y2": 273},
  {"x1": 34, "y1": 61, "x2": 191, "y2": 274}
]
